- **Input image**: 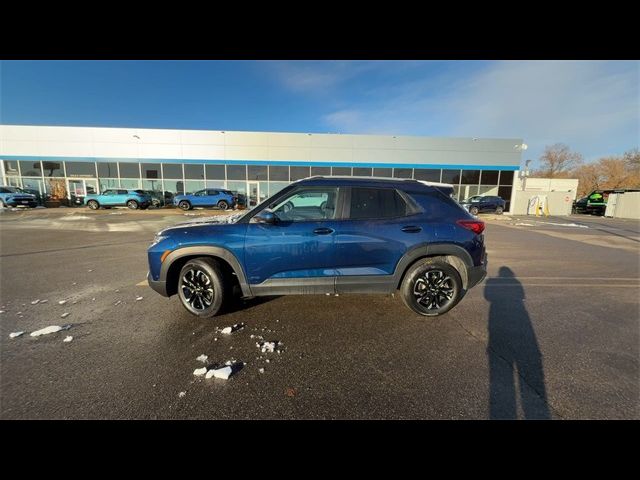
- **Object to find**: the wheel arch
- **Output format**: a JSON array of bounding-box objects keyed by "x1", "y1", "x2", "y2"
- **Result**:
[
  {"x1": 161, "y1": 246, "x2": 251, "y2": 297},
  {"x1": 394, "y1": 243, "x2": 473, "y2": 290}
]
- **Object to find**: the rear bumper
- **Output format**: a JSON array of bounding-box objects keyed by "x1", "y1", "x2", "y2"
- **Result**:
[
  {"x1": 147, "y1": 271, "x2": 168, "y2": 297},
  {"x1": 468, "y1": 253, "x2": 487, "y2": 289}
]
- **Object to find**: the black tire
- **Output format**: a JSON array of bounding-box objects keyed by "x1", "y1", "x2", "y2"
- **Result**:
[
  {"x1": 87, "y1": 200, "x2": 99, "y2": 210},
  {"x1": 495, "y1": 206, "x2": 504, "y2": 214},
  {"x1": 469, "y1": 206, "x2": 479, "y2": 215},
  {"x1": 177, "y1": 258, "x2": 225, "y2": 318},
  {"x1": 126, "y1": 200, "x2": 139, "y2": 210},
  {"x1": 151, "y1": 199, "x2": 161, "y2": 208},
  {"x1": 217, "y1": 200, "x2": 229, "y2": 210},
  {"x1": 178, "y1": 200, "x2": 191, "y2": 211},
  {"x1": 400, "y1": 258, "x2": 463, "y2": 317}
]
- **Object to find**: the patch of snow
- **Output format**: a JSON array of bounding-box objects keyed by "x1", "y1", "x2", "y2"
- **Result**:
[
  {"x1": 31, "y1": 299, "x2": 41, "y2": 305},
  {"x1": 258, "y1": 341, "x2": 278, "y2": 353},
  {"x1": 9, "y1": 331, "x2": 25, "y2": 339},
  {"x1": 114, "y1": 300, "x2": 122, "y2": 306},
  {"x1": 178, "y1": 391, "x2": 186, "y2": 398},
  {"x1": 0, "y1": 310, "x2": 5, "y2": 314},
  {"x1": 58, "y1": 300, "x2": 67, "y2": 305},
  {"x1": 196, "y1": 354, "x2": 208, "y2": 363},
  {"x1": 88, "y1": 269, "x2": 93, "y2": 272},
  {"x1": 31, "y1": 326, "x2": 63, "y2": 337},
  {"x1": 60, "y1": 312, "x2": 70, "y2": 318},
  {"x1": 193, "y1": 367, "x2": 207, "y2": 376},
  {"x1": 135, "y1": 296, "x2": 143, "y2": 301},
  {"x1": 40, "y1": 299, "x2": 48, "y2": 304},
  {"x1": 205, "y1": 366, "x2": 233, "y2": 380},
  {"x1": 221, "y1": 326, "x2": 233, "y2": 334},
  {"x1": 63, "y1": 336, "x2": 73, "y2": 342},
  {"x1": 258, "y1": 368, "x2": 265, "y2": 374}
]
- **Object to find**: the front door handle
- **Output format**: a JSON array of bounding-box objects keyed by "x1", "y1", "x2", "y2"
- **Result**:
[
  {"x1": 313, "y1": 227, "x2": 335, "y2": 235},
  {"x1": 401, "y1": 225, "x2": 422, "y2": 233}
]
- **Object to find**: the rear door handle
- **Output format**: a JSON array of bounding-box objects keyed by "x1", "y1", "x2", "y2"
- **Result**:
[
  {"x1": 313, "y1": 227, "x2": 334, "y2": 235},
  {"x1": 401, "y1": 225, "x2": 422, "y2": 233}
]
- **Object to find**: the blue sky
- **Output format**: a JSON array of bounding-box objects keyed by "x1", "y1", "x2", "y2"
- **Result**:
[{"x1": 1, "y1": 60, "x2": 638, "y2": 167}]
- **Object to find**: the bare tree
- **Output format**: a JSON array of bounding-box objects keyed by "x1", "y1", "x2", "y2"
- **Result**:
[
  {"x1": 573, "y1": 163, "x2": 604, "y2": 197},
  {"x1": 572, "y1": 149, "x2": 640, "y2": 196},
  {"x1": 534, "y1": 143, "x2": 583, "y2": 178}
]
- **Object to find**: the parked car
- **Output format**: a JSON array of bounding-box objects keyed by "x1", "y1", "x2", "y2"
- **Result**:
[
  {"x1": 142, "y1": 190, "x2": 166, "y2": 208},
  {"x1": 0, "y1": 186, "x2": 38, "y2": 208},
  {"x1": 459, "y1": 195, "x2": 506, "y2": 215},
  {"x1": 147, "y1": 177, "x2": 487, "y2": 318},
  {"x1": 84, "y1": 189, "x2": 152, "y2": 210},
  {"x1": 572, "y1": 189, "x2": 640, "y2": 215},
  {"x1": 173, "y1": 188, "x2": 237, "y2": 211}
]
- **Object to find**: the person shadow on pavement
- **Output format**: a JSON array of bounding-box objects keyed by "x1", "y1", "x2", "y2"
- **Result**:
[{"x1": 484, "y1": 266, "x2": 551, "y2": 419}]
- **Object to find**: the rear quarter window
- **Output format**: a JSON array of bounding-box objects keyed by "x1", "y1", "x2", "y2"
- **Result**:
[
  {"x1": 408, "y1": 190, "x2": 470, "y2": 220},
  {"x1": 349, "y1": 188, "x2": 407, "y2": 219}
]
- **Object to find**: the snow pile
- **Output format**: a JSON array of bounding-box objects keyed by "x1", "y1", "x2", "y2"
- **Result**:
[
  {"x1": 58, "y1": 300, "x2": 67, "y2": 305},
  {"x1": 136, "y1": 296, "x2": 143, "y2": 301},
  {"x1": 61, "y1": 312, "x2": 70, "y2": 318},
  {"x1": 221, "y1": 326, "x2": 233, "y2": 334},
  {"x1": 220, "y1": 323, "x2": 244, "y2": 335},
  {"x1": 193, "y1": 367, "x2": 208, "y2": 376},
  {"x1": 205, "y1": 366, "x2": 232, "y2": 380},
  {"x1": 196, "y1": 354, "x2": 209, "y2": 363},
  {"x1": 63, "y1": 336, "x2": 73, "y2": 342},
  {"x1": 178, "y1": 391, "x2": 186, "y2": 398},
  {"x1": 257, "y1": 340, "x2": 281, "y2": 353},
  {"x1": 31, "y1": 299, "x2": 40, "y2": 305},
  {"x1": 9, "y1": 331, "x2": 25, "y2": 339},
  {"x1": 30, "y1": 326, "x2": 63, "y2": 337}
]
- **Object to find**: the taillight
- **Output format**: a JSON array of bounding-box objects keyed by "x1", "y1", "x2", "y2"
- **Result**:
[{"x1": 457, "y1": 219, "x2": 485, "y2": 235}]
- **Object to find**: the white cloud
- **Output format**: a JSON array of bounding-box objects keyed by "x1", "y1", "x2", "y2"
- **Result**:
[
  {"x1": 267, "y1": 60, "x2": 379, "y2": 93},
  {"x1": 321, "y1": 61, "x2": 639, "y2": 162}
]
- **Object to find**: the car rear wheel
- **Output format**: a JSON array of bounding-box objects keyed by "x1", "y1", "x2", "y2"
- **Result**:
[
  {"x1": 178, "y1": 200, "x2": 191, "y2": 211},
  {"x1": 87, "y1": 200, "x2": 99, "y2": 210},
  {"x1": 401, "y1": 258, "x2": 463, "y2": 317},
  {"x1": 217, "y1": 200, "x2": 229, "y2": 210},
  {"x1": 495, "y1": 206, "x2": 504, "y2": 214},
  {"x1": 127, "y1": 200, "x2": 139, "y2": 210},
  {"x1": 469, "y1": 206, "x2": 479, "y2": 215},
  {"x1": 177, "y1": 258, "x2": 225, "y2": 318}
]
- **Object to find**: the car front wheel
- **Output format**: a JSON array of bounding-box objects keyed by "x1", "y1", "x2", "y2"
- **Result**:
[
  {"x1": 495, "y1": 206, "x2": 504, "y2": 214},
  {"x1": 401, "y1": 258, "x2": 463, "y2": 316},
  {"x1": 177, "y1": 258, "x2": 225, "y2": 318},
  {"x1": 178, "y1": 200, "x2": 191, "y2": 211}
]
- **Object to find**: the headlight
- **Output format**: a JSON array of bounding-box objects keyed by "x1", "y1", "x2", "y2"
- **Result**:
[{"x1": 150, "y1": 234, "x2": 168, "y2": 247}]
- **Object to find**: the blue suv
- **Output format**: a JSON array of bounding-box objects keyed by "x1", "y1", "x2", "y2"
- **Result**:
[
  {"x1": 84, "y1": 189, "x2": 152, "y2": 210},
  {"x1": 173, "y1": 189, "x2": 236, "y2": 211},
  {"x1": 147, "y1": 177, "x2": 487, "y2": 317}
]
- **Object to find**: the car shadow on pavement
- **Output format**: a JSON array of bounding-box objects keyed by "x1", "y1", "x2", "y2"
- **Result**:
[
  {"x1": 484, "y1": 266, "x2": 551, "y2": 419},
  {"x1": 221, "y1": 295, "x2": 281, "y2": 315}
]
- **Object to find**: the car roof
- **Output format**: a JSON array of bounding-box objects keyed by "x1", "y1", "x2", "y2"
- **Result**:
[{"x1": 294, "y1": 175, "x2": 451, "y2": 191}]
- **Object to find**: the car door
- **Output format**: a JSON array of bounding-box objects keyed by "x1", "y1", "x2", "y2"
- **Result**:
[
  {"x1": 332, "y1": 187, "x2": 428, "y2": 293},
  {"x1": 206, "y1": 189, "x2": 220, "y2": 207},
  {"x1": 243, "y1": 186, "x2": 342, "y2": 293},
  {"x1": 115, "y1": 189, "x2": 129, "y2": 205},
  {"x1": 100, "y1": 190, "x2": 115, "y2": 205}
]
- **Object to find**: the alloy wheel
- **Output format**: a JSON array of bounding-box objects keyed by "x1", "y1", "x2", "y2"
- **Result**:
[
  {"x1": 181, "y1": 268, "x2": 214, "y2": 311},
  {"x1": 413, "y1": 269, "x2": 455, "y2": 311}
]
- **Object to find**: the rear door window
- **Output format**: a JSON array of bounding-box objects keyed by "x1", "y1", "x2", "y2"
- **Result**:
[{"x1": 349, "y1": 188, "x2": 407, "y2": 219}]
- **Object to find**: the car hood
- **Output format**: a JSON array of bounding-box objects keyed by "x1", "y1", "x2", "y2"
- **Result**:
[{"x1": 158, "y1": 213, "x2": 246, "y2": 234}]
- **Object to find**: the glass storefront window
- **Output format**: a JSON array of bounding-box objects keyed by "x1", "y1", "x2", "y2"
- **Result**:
[
  {"x1": 258, "y1": 182, "x2": 269, "y2": 203},
  {"x1": 478, "y1": 185, "x2": 499, "y2": 196},
  {"x1": 142, "y1": 163, "x2": 161, "y2": 179},
  {"x1": 311, "y1": 167, "x2": 331, "y2": 176},
  {"x1": 163, "y1": 180, "x2": 184, "y2": 195},
  {"x1": 21, "y1": 178, "x2": 45, "y2": 204},
  {"x1": 118, "y1": 162, "x2": 140, "y2": 178},
  {"x1": 142, "y1": 179, "x2": 163, "y2": 191},
  {"x1": 248, "y1": 165, "x2": 268, "y2": 181},
  {"x1": 226, "y1": 182, "x2": 247, "y2": 204},
  {"x1": 290, "y1": 166, "x2": 310, "y2": 181},
  {"x1": 269, "y1": 165, "x2": 289, "y2": 181},
  {"x1": 41, "y1": 161, "x2": 65, "y2": 177},
  {"x1": 459, "y1": 185, "x2": 479, "y2": 201},
  {"x1": 461, "y1": 170, "x2": 480, "y2": 184},
  {"x1": 332, "y1": 166, "x2": 351, "y2": 176},
  {"x1": 3, "y1": 160, "x2": 19, "y2": 176},
  {"x1": 441, "y1": 169, "x2": 461, "y2": 184},
  {"x1": 99, "y1": 178, "x2": 119, "y2": 191},
  {"x1": 185, "y1": 180, "x2": 205, "y2": 194},
  {"x1": 206, "y1": 180, "x2": 225, "y2": 189},
  {"x1": 227, "y1": 165, "x2": 247, "y2": 180},
  {"x1": 499, "y1": 171, "x2": 514, "y2": 185},
  {"x1": 451, "y1": 185, "x2": 461, "y2": 201},
  {"x1": 373, "y1": 168, "x2": 392, "y2": 177},
  {"x1": 184, "y1": 164, "x2": 205, "y2": 180},
  {"x1": 414, "y1": 169, "x2": 441, "y2": 182},
  {"x1": 268, "y1": 182, "x2": 289, "y2": 197},
  {"x1": 19, "y1": 161, "x2": 42, "y2": 177},
  {"x1": 480, "y1": 170, "x2": 499, "y2": 185},
  {"x1": 162, "y1": 163, "x2": 183, "y2": 179},
  {"x1": 65, "y1": 161, "x2": 97, "y2": 178},
  {"x1": 120, "y1": 179, "x2": 140, "y2": 189},
  {"x1": 97, "y1": 162, "x2": 118, "y2": 178},
  {"x1": 393, "y1": 168, "x2": 413, "y2": 179},
  {"x1": 353, "y1": 167, "x2": 373, "y2": 177},
  {"x1": 205, "y1": 164, "x2": 225, "y2": 180}
]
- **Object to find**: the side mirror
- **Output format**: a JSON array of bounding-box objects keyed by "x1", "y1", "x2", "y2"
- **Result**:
[{"x1": 254, "y1": 209, "x2": 277, "y2": 224}]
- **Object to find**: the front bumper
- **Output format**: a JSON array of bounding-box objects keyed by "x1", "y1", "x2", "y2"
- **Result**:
[
  {"x1": 7, "y1": 200, "x2": 37, "y2": 207},
  {"x1": 147, "y1": 271, "x2": 168, "y2": 297}
]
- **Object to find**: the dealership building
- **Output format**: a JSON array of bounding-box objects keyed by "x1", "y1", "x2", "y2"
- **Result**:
[{"x1": 0, "y1": 125, "x2": 524, "y2": 211}]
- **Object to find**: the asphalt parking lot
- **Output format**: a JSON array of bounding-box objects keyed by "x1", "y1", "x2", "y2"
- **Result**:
[{"x1": 1, "y1": 207, "x2": 638, "y2": 419}]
